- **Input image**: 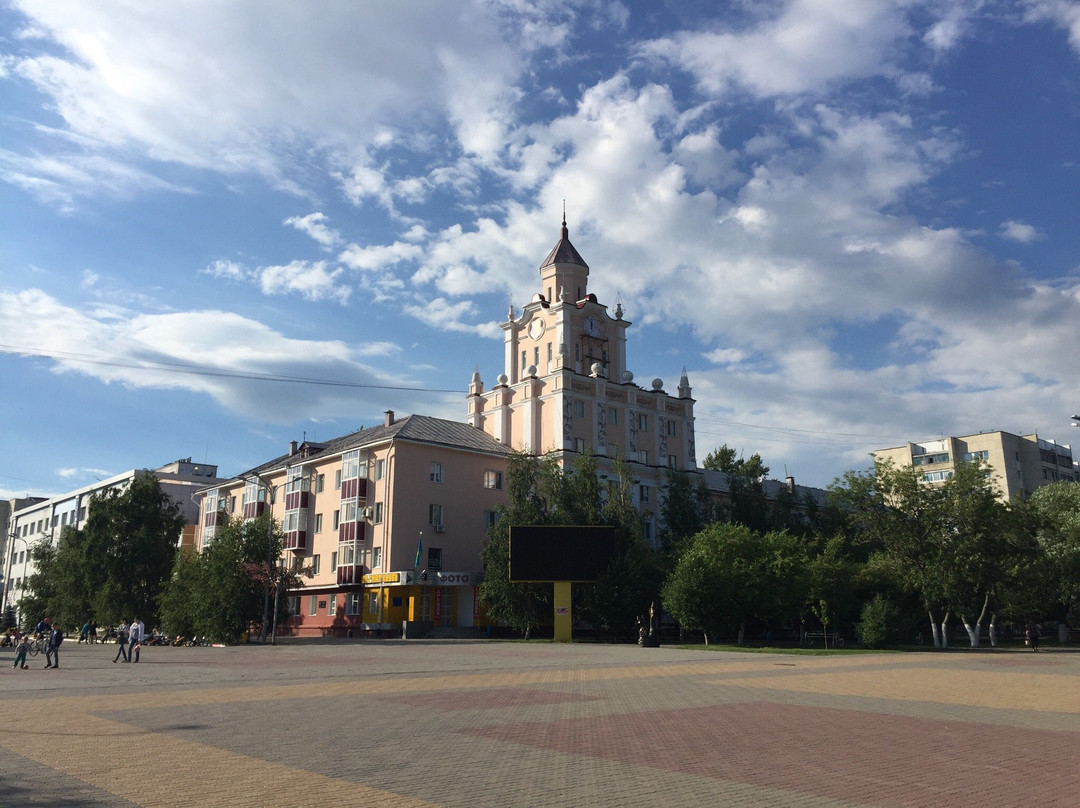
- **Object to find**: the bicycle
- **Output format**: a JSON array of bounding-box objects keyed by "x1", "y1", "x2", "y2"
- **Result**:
[{"x1": 27, "y1": 633, "x2": 48, "y2": 656}]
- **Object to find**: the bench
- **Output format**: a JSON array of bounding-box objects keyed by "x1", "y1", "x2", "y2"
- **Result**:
[{"x1": 803, "y1": 631, "x2": 844, "y2": 647}]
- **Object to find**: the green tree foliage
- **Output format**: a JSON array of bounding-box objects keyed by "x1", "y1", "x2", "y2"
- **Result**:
[
  {"x1": 658, "y1": 468, "x2": 714, "y2": 554},
  {"x1": 662, "y1": 523, "x2": 807, "y2": 645},
  {"x1": 157, "y1": 513, "x2": 283, "y2": 643},
  {"x1": 19, "y1": 475, "x2": 184, "y2": 631},
  {"x1": 478, "y1": 452, "x2": 554, "y2": 638},
  {"x1": 1024, "y1": 482, "x2": 1080, "y2": 625},
  {"x1": 478, "y1": 451, "x2": 661, "y2": 640},
  {"x1": 704, "y1": 444, "x2": 771, "y2": 532},
  {"x1": 828, "y1": 459, "x2": 1030, "y2": 647}
]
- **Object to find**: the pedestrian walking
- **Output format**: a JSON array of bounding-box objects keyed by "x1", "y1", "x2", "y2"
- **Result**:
[
  {"x1": 1028, "y1": 622, "x2": 1041, "y2": 652},
  {"x1": 113, "y1": 619, "x2": 130, "y2": 663},
  {"x1": 88, "y1": 619, "x2": 98, "y2": 644},
  {"x1": 44, "y1": 624, "x2": 63, "y2": 668},
  {"x1": 79, "y1": 621, "x2": 91, "y2": 644},
  {"x1": 128, "y1": 617, "x2": 144, "y2": 663}
]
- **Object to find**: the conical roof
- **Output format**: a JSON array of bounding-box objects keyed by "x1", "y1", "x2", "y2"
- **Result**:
[{"x1": 539, "y1": 218, "x2": 589, "y2": 270}]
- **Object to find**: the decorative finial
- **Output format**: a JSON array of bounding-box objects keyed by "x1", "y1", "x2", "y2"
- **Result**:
[
  {"x1": 507, "y1": 295, "x2": 515, "y2": 322},
  {"x1": 561, "y1": 200, "x2": 568, "y2": 240},
  {"x1": 614, "y1": 292, "x2": 623, "y2": 320}
]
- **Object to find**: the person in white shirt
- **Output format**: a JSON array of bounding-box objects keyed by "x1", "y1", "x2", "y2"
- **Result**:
[{"x1": 128, "y1": 617, "x2": 144, "y2": 663}]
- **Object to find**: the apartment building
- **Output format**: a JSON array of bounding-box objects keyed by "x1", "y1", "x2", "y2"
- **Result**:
[
  {"x1": 3, "y1": 459, "x2": 221, "y2": 620},
  {"x1": 872, "y1": 431, "x2": 1076, "y2": 500},
  {"x1": 196, "y1": 412, "x2": 512, "y2": 636}
]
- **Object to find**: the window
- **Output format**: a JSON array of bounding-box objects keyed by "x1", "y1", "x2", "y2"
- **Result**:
[
  {"x1": 609, "y1": 407, "x2": 618, "y2": 425},
  {"x1": 334, "y1": 469, "x2": 342, "y2": 490},
  {"x1": 328, "y1": 595, "x2": 337, "y2": 616},
  {"x1": 667, "y1": 420, "x2": 677, "y2": 437},
  {"x1": 332, "y1": 510, "x2": 340, "y2": 530},
  {"x1": 428, "y1": 547, "x2": 443, "y2": 570},
  {"x1": 330, "y1": 551, "x2": 338, "y2": 572},
  {"x1": 374, "y1": 458, "x2": 385, "y2": 480},
  {"x1": 964, "y1": 450, "x2": 989, "y2": 462},
  {"x1": 311, "y1": 554, "x2": 320, "y2": 575},
  {"x1": 534, "y1": 346, "x2": 540, "y2": 366},
  {"x1": 314, "y1": 513, "x2": 323, "y2": 533},
  {"x1": 308, "y1": 595, "x2": 318, "y2": 616},
  {"x1": 638, "y1": 413, "x2": 649, "y2": 431},
  {"x1": 373, "y1": 502, "x2": 384, "y2": 523},
  {"x1": 368, "y1": 592, "x2": 379, "y2": 616},
  {"x1": 547, "y1": 343, "x2": 553, "y2": 362},
  {"x1": 315, "y1": 474, "x2": 325, "y2": 493},
  {"x1": 521, "y1": 350, "x2": 527, "y2": 369},
  {"x1": 643, "y1": 521, "x2": 653, "y2": 542},
  {"x1": 286, "y1": 596, "x2": 300, "y2": 616},
  {"x1": 484, "y1": 470, "x2": 503, "y2": 490},
  {"x1": 372, "y1": 546, "x2": 382, "y2": 569},
  {"x1": 922, "y1": 470, "x2": 954, "y2": 483},
  {"x1": 639, "y1": 484, "x2": 650, "y2": 503},
  {"x1": 346, "y1": 593, "x2": 361, "y2": 615},
  {"x1": 484, "y1": 510, "x2": 499, "y2": 528},
  {"x1": 574, "y1": 400, "x2": 585, "y2": 418},
  {"x1": 429, "y1": 504, "x2": 444, "y2": 526},
  {"x1": 574, "y1": 438, "x2": 586, "y2": 453},
  {"x1": 639, "y1": 450, "x2": 649, "y2": 464},
  {"x1": 430, "y1": 462, "x2": 444, "y2": 483},
  {"x1": 668, "y1": 454, "x2": 678, "y2": 469},
  {"x1": 342, "y1": 450, "x2": 360, "y2": 480},
  {"x1": 913, "y1": 452, "x2": 950, "y2": 466}
]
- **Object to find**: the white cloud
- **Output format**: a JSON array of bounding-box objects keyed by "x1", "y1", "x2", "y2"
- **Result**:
[
  {"x1": 1000, "y1": 219, "x2": 1044, "y2": 243},
  {"x1": 637, "y1": 0, "x2": 911, "y2": 97},
  {"x1": 284, "y1": 213, "x2": 341, "y2": 249},
  {"x1": 0, "y1": 288, "x2": 426, "y2": 422},
  {"x1": 1026, "y1": 0, "x2": 1080, "y2": 55},
  {"x1": 257, "y1": 260, "x2": 351, "y2": 304}
]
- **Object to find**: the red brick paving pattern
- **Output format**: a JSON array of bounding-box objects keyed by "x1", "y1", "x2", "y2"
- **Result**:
[
  {"x1": 463, "y1": 700, "x2": 1079, "y2": 807},
  {"x1": 385, "y1": 687, "x2": 601, "y2": 709}
]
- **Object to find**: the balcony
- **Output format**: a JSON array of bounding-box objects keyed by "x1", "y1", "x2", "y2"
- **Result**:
[
  {"x1": 284, "y1": 490, "x2": 311, "y2": 511},
  {"x1": 283, "y1": 528, "x2": 307, "y2": 552},
  {"x1": 336, "y1": 563, "x2": 365, "y2": 585},
  {"x1": 340, "y1": 477, "x2": 368, "y2": 501},
  {"x1": 338, "y1": 519, "x2": 368, "y2": 545},
  {"x1": 242, "y1": 500, "x2": 267, "y2": 520}
]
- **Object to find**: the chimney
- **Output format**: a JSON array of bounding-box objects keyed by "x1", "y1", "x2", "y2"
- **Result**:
[
  {"x1": 786, "y1": 475, "x2": 795, "y2": 492},
  {"x1": 289, "y1": 440, "x2": 298, "y2": 456},
  {"x1": 384, "y1": 410, "x2": 395, "y2": 427}
]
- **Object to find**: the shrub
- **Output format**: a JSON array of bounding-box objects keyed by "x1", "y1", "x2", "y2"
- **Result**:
[{"x1": 856, "y1": 595, "x2": 893, "y2": 648}]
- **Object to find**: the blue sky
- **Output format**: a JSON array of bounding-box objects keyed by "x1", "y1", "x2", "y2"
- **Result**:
[{"x1": 3, "y1": 0, "x2": 1080, "y2": 496}]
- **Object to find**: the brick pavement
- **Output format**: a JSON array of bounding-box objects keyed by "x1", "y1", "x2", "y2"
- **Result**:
[{"x1": 0, "y1": 640, "x2": 1077, "y2": 807}]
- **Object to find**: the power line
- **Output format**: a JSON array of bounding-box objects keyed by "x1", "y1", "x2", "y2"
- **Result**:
[{"x1": 0, "y1": 344, "x2": 465, "y2": 394}]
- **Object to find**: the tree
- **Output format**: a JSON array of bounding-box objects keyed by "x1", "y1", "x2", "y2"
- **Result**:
[
  {"x1": 478, "y1": 452, "x2": 553, "y2": 638},
  {"x1": 828, "y1": 459, "x2": 1028, "y2": 648},
  {"x1": 662, "y1": 523, "x2": 806, "y2": 645},
  {"x1": 704, "y1": 444, "x2": 770, "y2": 532},
  {"x1": 1025, "y1": 481, "x2": 1080, "y2": 641},
  {"x1": 157, "y1": 513, "x2": 282, "y2": 643},
  {"x1": 658, "y1": 468, "x2": 713, "y2": 554},
  {"x1": 79, "y1": 473, "x2": 185, "y2": 627}
]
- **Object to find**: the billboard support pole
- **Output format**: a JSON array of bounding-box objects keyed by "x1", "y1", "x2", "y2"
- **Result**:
[{"x1": 553, "y1": 581, "x2": 572, "y2": 642}]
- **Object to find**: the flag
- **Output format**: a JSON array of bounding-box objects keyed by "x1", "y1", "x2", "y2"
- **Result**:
[{"x1": 414, "y1": 534, "x2": 423, "y2": 570}]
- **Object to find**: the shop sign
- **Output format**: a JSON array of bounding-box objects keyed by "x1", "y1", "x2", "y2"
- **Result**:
[
  {"x1": 435, "y1": 571, "x2": 471, "y2": 585},
  {"x1": 362, "y1": 572, "x2": 401, "y2": 585}
]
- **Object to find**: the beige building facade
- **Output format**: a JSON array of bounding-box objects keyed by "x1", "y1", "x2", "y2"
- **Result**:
[
  {"x1": 872, "y1": 431, "x2": 1076, "y2": 500},
  {"x1": 197, "y1": 413, "x2": 511, "y2": 636},
  {"x1": 467, "y1": 218, "x2": 697, "y2": 546}
]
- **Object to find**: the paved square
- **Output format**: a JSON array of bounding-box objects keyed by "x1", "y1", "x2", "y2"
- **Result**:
[{"x1": 1, "y1": 641, "x2": 1077, "y2": 807}]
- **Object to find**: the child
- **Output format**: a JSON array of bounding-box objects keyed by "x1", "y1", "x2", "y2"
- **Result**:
[{"x1": 13, "y1": 636, "x2": 29, "y2": 669}]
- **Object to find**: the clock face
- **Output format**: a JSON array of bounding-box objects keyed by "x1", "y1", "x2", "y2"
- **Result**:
[
  {"x1": 583, "y1": 316, "x2": 602, "y2": 337},
  {"x1": 528, "y1": 319, "x2": 545, "y2": 340}
]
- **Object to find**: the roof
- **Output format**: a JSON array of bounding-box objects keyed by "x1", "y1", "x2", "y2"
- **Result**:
[
  {"x1": 539, "y1": 219, "x2": 589, "y2": 270},
  {"x1": 233, "y1": 414, "x2": 512, "y2": 483}
]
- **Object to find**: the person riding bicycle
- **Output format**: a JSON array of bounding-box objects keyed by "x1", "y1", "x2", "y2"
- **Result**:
[{"x1": 34, "y1": 616, "x2": 51, "y2": 638}]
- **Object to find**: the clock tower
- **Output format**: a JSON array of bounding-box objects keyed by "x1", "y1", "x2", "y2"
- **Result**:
[{"x1": 467, "y1": 217, "x2": 697, "y2": 542}]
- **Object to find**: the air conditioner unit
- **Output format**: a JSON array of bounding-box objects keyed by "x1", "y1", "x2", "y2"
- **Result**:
[
  {"x1": 434, "y1": 524, "x2": 445, "y2": 533},
  {"x1": 360, "y1": 506, "x2": 373, "y2": 519}
]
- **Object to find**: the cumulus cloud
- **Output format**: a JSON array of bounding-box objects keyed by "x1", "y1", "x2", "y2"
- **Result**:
[
  {"x1": 284, "y1": 213, "x2": 341, "y2": 249},
  {"x1": 1000, "y1": 219, "x2": 1044, "y2": 243}
]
